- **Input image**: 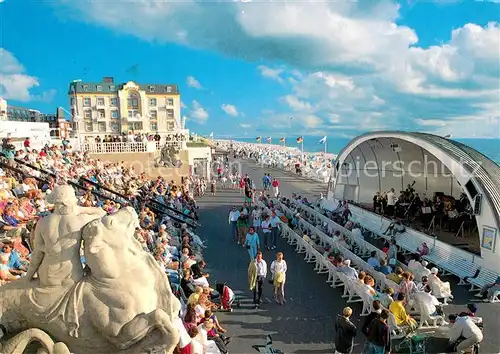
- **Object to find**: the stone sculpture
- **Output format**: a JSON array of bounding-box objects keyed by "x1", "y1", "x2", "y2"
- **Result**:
[
  {"x1": 155, "y1": 146, "x2": 181, "y2": 168},
  {"x1": 0, "y1": 328, "x2": 71, "y2": 354},
  {"x1": 0, "y1": 186, "x2": 181, "y2": 354}
]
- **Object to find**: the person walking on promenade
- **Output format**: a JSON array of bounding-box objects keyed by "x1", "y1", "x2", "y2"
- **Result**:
[
  {"x1": 335, "y1": 307, "x2": 357, "y2": 354},
  {"x1": 261, "y1": 214, "x2": 272, "y2": 250},
  {"x1": 236, "y1": 210, "x2": 248, "y2": 245},
  {"x1": 272, "y1": 178, "x2": 280, "y2": 197},
  {"x1": 362, "y1": 309, "x2": 391, "y2": 354},
  {"x1": 248, "y1": 252, "x2": 267, "y2": 309},
  {"x1": 245, "y1": 227, "x2": 260, "y2": 259},
  {"x1": 228, "y1": 206, "x2": 240, "y2": 242},
  {"x1": 251, "y1": 206, "x2": 262, "y2": 234},
  {"x1": 270, "y1": 252, "x2": 287, "y2": 305},
  {"x1": 269, "y1": 211, "x2": 282, "y2": 250},
  {"x1": 210, "y1": 179, "x2": 216, "y2": 196}
]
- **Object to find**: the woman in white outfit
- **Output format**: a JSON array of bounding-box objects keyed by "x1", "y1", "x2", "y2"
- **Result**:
[
  {"x1": 252, "y1": 207, "x2": 262, "y2": 234},
  {"x1": 270, "y1": 252, "x2": 288, "y2": 305}
]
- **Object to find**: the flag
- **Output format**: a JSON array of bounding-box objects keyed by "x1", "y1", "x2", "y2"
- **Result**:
[
  {"x1": 256, "y1": 136, "x2": 261, "y2": 142},
  {"x1": 266, "y1": 137, "x2": 272, "y2": 143},
  {"x1": 279, "y1": 137, "x2": 285, "y2": 143},
  {"x1": 209, "y1": 132, "x2": 214, "y2": 139},
  {"x1": 296, "y1": 136, "x2": 303, "y2": 143},
  {"x1": 319, "y1": 136, "x2": 327, "y2": 144}
]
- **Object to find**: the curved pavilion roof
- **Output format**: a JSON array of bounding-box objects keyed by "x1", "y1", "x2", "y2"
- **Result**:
[{"x1": 332, "y1": 131, "x2": 500, "y2": 228}]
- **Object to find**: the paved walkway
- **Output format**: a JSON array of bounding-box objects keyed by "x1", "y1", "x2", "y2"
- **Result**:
[{"x1": 195, "y1": 159, "x2": 499, "y2": 354}]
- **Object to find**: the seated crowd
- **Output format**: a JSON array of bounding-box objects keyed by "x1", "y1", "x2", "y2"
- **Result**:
[
  {"x1": 268, "y1": 196, "x2": 488, "y2": 347},
  {"x1": 0, "y1": 142, "x2": 231, "y2": 354}
]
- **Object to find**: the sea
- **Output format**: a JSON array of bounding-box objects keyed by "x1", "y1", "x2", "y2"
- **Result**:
[{"x1": 230, "y1": 136, "x2": 500, "y2": 165}]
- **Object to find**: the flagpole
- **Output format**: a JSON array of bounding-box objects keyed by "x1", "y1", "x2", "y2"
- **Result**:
[
  {"x1": 301, "y1": 140, "x2": 304, "y2": 166},
  {"x1": 324, "y1": 139, "x2": 327, "y2": 166}
]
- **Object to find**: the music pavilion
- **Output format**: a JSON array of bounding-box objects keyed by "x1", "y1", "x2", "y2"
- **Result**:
[{"x1": 327, "y1": 131, "x2": 500, "y2": 272}]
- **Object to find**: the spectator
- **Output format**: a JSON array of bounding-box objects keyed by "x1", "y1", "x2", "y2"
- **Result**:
[
  {"x1": 361, "y1": 300, "x2": 382, "y2": 337},
  {"x1": 363, "y1": 309, "x2": 391, "y2": 354},
  {"x1": 367, "y1": 251, "x2": 380, "y2": 268},
  {"x1": 389, "y1": 293, "x2": 418, "y2": 332},
  {"x1": 448, "y1": 314, "x2": 483, "y2": 354},
  {"x1": 334, "y1": 307, "x2": 357, "y2": 354},
  {"x1": 377, "y1": 259, "x2": 392, "y2": 275},
  {"x1": 386, "y1": 266, "x2": 404, "y2": 284}
]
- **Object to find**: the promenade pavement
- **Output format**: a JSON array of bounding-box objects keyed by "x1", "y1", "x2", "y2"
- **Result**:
[{"x1": 196, "y1": 158, "x2": 499, "y2": 354}]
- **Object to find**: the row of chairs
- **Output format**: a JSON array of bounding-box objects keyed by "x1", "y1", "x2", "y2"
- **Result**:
[
  {"x1": 288, "y1": 199, "x2": 456, "y2": 304},
  {"x1": 262, "y1": 200, "x2": 448, "y2": 339}
]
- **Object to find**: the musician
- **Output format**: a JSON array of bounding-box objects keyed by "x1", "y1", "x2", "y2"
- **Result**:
[
  {"x1": 373, "y1": 192, "x2": 382, "y2": 214},
  {"x1": 385, "y1": 188, "x2": 397, "y2": 217}
]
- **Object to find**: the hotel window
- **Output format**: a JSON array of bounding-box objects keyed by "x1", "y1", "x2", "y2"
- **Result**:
[
  {"x1": 110, "y1": 85, "x2": 116, "y2": 91},
  {"x1": 150, "y1": 122, "x2": 158, "y2": 131},
  {"x1": 84, "y1": 122, "x2": 93, "y2": 132},
  {"x1": 110, "y1": 97, "x2": 117, "y2": 106},
  {"x1": 128, "y1": 110, "x2": 139, "y2": 119},
  {"x1": 83, "y1": 97, "x2": 91, "y2": 107},
  {"x1": 167, "y1": 121, "x2": 175, "y2": 130},
  {"x1": 166, "y1": 109, "x2": 174, "y2": 119},
  {"x1": 111, "y1": 110, "x2": 119, "y2": 119},
  {"x1": 97, "y1": 97, "x2": 105, "y2": 106},
  {"x1": 166, "y1": 98, "x2": 174, "y2": 106},
  {"x1": 149, "y1": 85, "x2": 155, "y2": 92},
  {"x1": 111, "y1": 122, "x2": 119, "y2": 132},
  {"x1": 98, "y1": 122, "x2": 106, "y2": 132},
  {"x1": 97, "y1": 85, "x2": 103, "y2": 92},
  {"x1": 149, "y1": 110, "x2": 157, "y2": 120},
  {"x1": 84, "y1": 110, "x2": 92, "y2": 119},
  {"x1": 83, "y1": 85, "x2": 89, "y2": 92},
  {"x1": 127, "y1": 93, "x2": 139, "y2": 109},
  {"x1": 70, "y1": 98, "x2": 76, "y2": 106},
  {"x1": 98, "y1": 109, "x2": 105, "y2": 119},
  {"x1": 166, "y1": 86, "x2": 172, "y2": 93},
  {"x1": 149, "y1": 98, "x2": 157, "y2": 106},
  {"x1": 129, "y1": 122, "x2": 143, "y2": 130}
]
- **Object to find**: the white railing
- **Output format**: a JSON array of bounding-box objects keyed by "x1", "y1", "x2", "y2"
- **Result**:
[
  {"x1": 83, "y1": 142, "x2": 149, "y2": 154},
  {"x1": 83, "y1": 140, "x2": 185, "y2": 154}
]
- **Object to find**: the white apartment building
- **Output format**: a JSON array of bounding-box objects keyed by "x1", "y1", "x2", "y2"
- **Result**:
[{"x1": 68, "y1": 77, "x2": 181, "y2": 137}]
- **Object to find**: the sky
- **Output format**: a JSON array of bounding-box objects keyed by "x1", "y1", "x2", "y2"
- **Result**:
[{"x1": 0, "y1": 0, "x2": 499, "y2": 140}]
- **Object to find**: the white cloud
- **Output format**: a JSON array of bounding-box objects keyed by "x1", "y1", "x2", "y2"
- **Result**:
[
  {"x1": 0, "y1": 48, "x2": 56, "y2": 102},
  {"x1": 56, "y1": 1, "x2": 500, "y2": 137},
  {"x1": 281, "y1": 95, "x2": 312, "y2": 112},
  {"x1": 189, "y1": 100, "x2": 209, "y2": 124},
  {"x1": 258, "y1": 65, "x2": 284, "y2": 83},
  {"x1": 415, "y1": 119, "x2": 447, "y2": 127},
  {"x1": 186, "y1": 76, "x2": 202, "y2": 89},
  {"x1": 239, "y1": 123, "x2": 251, "y2": 128},
  {"x1": 221, "y1": 103, "x2": 239, "y2": 117}
]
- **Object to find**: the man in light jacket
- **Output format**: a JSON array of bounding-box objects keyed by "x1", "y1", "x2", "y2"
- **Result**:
[
  {"x1": 448, "y1": 313, "x2": 483, "y2": 353},
  {"x1": 248, "y1": 252, "x2": 267, "y2": 309}
]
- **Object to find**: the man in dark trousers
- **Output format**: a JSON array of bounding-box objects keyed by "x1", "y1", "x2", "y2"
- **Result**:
[
  {"x1": 248, "y1": 252, "x2": 267, "y2": 309},
  {"x1": 334, "y1": 307, "x2": 357, "y2": 354},
  {"x1": 363, "y1": 309, "x2": 391, "y2": 354},
  {"x1": 362, "y1": 300, "x2": 382, "y2": 337}
]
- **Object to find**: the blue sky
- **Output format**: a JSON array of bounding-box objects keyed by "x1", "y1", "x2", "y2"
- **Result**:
[{"x1": 0, "y1": 0, "x2": 499, "y2": 139}]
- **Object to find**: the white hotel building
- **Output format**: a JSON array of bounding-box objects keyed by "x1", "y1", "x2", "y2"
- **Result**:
[{"x1": 69, "y1": 77, "x2": 182, "y2": 138}]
